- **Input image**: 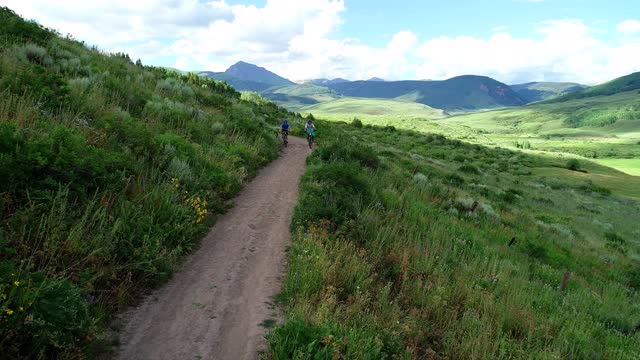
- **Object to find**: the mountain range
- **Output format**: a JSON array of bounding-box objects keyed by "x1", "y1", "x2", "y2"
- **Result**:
[{"x1": 199, "y1": 61, "x2": 594, "y2": 111}]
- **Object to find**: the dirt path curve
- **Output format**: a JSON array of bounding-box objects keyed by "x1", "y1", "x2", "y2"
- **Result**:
[{"x1": 117, "y1": 137, "x2": 309, "y2": 360}]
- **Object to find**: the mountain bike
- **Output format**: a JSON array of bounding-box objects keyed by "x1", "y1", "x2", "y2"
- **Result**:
[
  {"x1": 281, "y1": 130, "x2": 289, "y2": 147},
  {"x1": 307, "y1": 132, "x2": 314, "y2": 149}
]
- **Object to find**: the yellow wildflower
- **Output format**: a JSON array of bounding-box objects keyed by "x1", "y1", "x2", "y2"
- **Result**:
[
  {"x1": 13, "y1": 281, "x2": 20, "y2": 287},
  {"x1": 19, "y1": 307, "x2": 24, "y2": 312},
  {"x1": 5, "y1": 309, "x2": 14, "y2": 315}
]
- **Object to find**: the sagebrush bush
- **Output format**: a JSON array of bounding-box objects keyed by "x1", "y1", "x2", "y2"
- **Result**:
[
  {"x1": 155, "y1": 77, "x2": 195, "y2": 101},
  {"x1": 19, "y1": 44, "x2": 53, "y2": 66}
]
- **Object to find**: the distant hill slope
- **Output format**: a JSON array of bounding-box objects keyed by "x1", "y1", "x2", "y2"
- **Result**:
[
  {"x1": 327, "y1": 76, "x2": 527, "y2": 111},
  {"x1": 309, "y1": 78, "x2": 350, "y2": 86},
  {"x1": 199, "y1": 61, "x2": 293, "y2": 92},
  {"x1": 261, "y1": 83, "x2": 340, "y2": 111},
  {"x1": 445, "y1": 89, "x2": 640, "y2": 160},
  {"x1": 511, "y1": 82, "x2": 587, "y2": 102},
  {"x1": 548, "y1": 72, "x2": 640, "y2": 102},
  {"x1": 301, "y1": 97, "x2": 445, "y2": 119}
]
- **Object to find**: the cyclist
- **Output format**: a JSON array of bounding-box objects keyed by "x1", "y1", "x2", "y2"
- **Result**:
[
  {"x1": 280, "y1": 119, "x2": 289, "y2": 146},
  {"x1": 304, "y1": 119, "x2": 316, "y2": 149}
]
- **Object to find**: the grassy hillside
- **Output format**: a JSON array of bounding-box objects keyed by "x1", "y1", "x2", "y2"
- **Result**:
[
  {"x1": 327, "y1": 76, "x2": 527, "y2": 111},
  {"x1": 549, "y1": 72, "x2": 640, "y2": 102},
  {"x1": 511, "y1": 82, "x2": 586, "y2": 103},
  {"x1": 268, "y1": 120, "x2": 640, "y2": 358},
  {"x1": 0, "y1": 7, "x2": 297, "y2": 358}
]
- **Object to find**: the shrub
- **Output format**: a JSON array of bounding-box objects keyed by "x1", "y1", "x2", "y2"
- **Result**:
[
  {"x1": 98, "y1": 110, "x2": 158, "y2": 156},
  {"x1": 0, "y1": 270, "x2": 89, "y2": 358},
  {"x1": 267, "y1": 317, "x2": 333, "y2": 359},
  {"x1": 155, "y1": 77, "x2": 195, "y2": 101},
  {"x1": 604, "y1": 231, "x2": 626, "y2": 245},
  {"x1": 458, "y1": 164, "x2": 480, "y2": 174},
  {"x1": 445, "y1": 173, "x2": 465, "y2": 187},
  {"x1": 0, "y1": 123, "x2": 125, "y2": 202},
  {"x1": 293, "y1": 162, "x2": 371, "y2": 229},
  {"x1": 566, "y1": 158, "x2": 581, "y2": 171},
  {"x1": 605, "y1": 232, "x2": 627, "y2": 254},
  {"x1": 413, "y1": 173, "x2": 428, "y2": 186},
  {"x1": 453, "y1": 154, "x2": 466, "y2": 162},
  {"x1": 1, "y1": 62, "x2": 70, "y2": 112},
  {"x1": 481, "y1": 203, "x2": 500, "y2": 222},
  {"x1": 351, "y1": 118, "x2": 363, "y2": 128},
  {"x1": 143, "y1": 97, "x2": 202, "y2": 129},
  {"x1": 19, "y1": 44, "x2": 53, "y2": 67},
  {"x1": 627, "y1": 265, "x2": 640, "y2": 290},
  {"x1": 578, "y1": 180, "x2": 611, "y2": 196},
  {"x1": 523, "y1": 242, "x2": 547, "y2": 260},
  {"x1": 314, "y1": 141, "x2": 379, "y2": 169},
  {"x1": 501, "y1": 188, "x2": 522, "y2": 204}
]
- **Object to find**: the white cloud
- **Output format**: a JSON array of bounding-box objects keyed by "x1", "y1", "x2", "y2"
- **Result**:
[
  {"x1": 617, "y1": 19, "x2": 640, "y2": 34},
  {"x1": 416, "y1": 20, "x2": 640, "y2": 84},
  {"x1": 1, "y1": 1, "x2": 639, "y2": 84},
  {"x1": 0, "y1": 0, "x2": 233, "y2": 47}
]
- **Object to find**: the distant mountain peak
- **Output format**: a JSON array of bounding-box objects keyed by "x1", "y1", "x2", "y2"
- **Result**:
[
  {"x1": 367, "y1": 77, "x2": 385, "y2": 82},
  {"x1": 224, "y1": 61, "x2": 292, "y2": 86},
  {"x1": 199, "y1": 61, "x2": 293, "y2": 91}
]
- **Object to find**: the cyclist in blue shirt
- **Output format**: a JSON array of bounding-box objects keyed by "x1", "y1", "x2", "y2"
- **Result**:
[{"x1": 280, "y1": 119, "x2": 290, "y2": 135}]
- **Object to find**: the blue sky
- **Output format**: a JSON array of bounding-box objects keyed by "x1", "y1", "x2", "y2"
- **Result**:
[
  {"x1": 2, "y1": 0, "x2": 640, "y2": 84},
  {"x1": 224, "y1": 0, "x2": 637, "y2": 43}
]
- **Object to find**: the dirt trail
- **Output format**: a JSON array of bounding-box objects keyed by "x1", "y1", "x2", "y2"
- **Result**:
[{"x1": 117, "y1": 137, "x2": 309, "y2": 360}]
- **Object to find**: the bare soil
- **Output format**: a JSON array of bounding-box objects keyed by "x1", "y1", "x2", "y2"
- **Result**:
[{"x1": 117, "y1": 137, "x2": 309, "y2": 360}]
